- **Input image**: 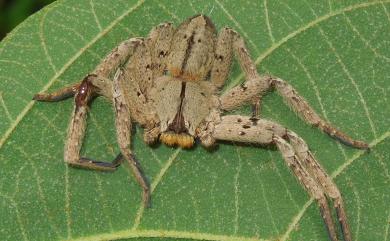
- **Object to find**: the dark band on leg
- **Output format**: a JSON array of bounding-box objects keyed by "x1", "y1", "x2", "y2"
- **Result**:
[
  {"x1": 126, "y1": 153, "x2": 151, "y2": 208},
  {"x1": 321, "y1": 124, "x2": 369, "y2": 150},
  {"x1": 69, "y1": 157, "x2": 121, "y2": 171}
]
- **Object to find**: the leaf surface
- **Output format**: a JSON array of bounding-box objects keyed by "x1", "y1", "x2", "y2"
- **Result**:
[{"x1": 0, "y1": 1, "x2": 389, "y2": 241}]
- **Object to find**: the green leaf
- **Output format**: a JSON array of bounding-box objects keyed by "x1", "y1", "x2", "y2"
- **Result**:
[{"x1": 0, "y1": 0, "x2": 389, "y2": 241}]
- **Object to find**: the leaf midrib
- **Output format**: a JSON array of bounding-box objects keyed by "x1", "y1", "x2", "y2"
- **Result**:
[{"x1": 65, "y1": 229, "x2": 265, "y2": 241}]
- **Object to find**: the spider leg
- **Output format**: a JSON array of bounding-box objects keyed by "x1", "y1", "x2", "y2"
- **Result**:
[
  {"x1": 211, "y1": 115, "x2": 351, "y2": 241},
  {"x1": 34, "y1": 38, "x2": 140, "y2": 101},
  {"x1": 63, "y1": 38, "x2": 148, "y2": 171},
  {"x1": 270, "y1": 77, "x2": 368, "y2": 149},
  {"x1": 146, "y1": 22, "x2": 174, "y2": 78},
  {"x1": 273, "y1": 135, "x2": 339, "y2": 241},
  {"x1": 64, "y1": 74, "x2": 120, "y2": 171},
  {"x1": 33, "y1": 83, "x2": 80, "y2": 102},
  {"x1": 210, "y1": 28, "x2": 261, "y2": 119},
  {"x1": 216, "y1": 29, "x2": 367, "y2": 149},
  {"x1": 217, "y1": 29, "x2": 269, "y2": 110},
  {"x1": 113, "y1": 69, "x2": 150, "y2": 207},
  {"x1": 287, "y1": 131, "x2": 352, "y2": 241},
  {"x1": 210, "y1": 27, "x2": 234, "y2": 88},
  {"x1": 115, "y1": 37, "x2": 160, "y2": 143}
]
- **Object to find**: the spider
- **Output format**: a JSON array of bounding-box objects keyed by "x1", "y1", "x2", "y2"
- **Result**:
[{"x1": 34, "y1": 15, "x2": 368, "y2": 241}]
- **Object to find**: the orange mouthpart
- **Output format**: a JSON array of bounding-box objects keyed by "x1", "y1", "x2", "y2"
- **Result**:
[{"x1": 160, "y1": 132, "x2": 195, "y2": 148}]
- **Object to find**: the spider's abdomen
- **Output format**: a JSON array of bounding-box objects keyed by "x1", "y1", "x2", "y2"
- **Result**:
[{"x1": 168, "y1": 14, "x2": 217, "y2": 81}]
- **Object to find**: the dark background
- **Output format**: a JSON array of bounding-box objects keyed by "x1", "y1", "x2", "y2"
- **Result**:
[{"x1": 0, "y1": 0, "x2": 55, "y2": 40}]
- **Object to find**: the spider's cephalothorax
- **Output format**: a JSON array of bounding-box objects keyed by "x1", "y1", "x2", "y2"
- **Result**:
[
  {"x1": 154, "y1": 15, "x2": 217, "y2": 148},
  {"x1": 34, "y1": 15, "x2": 369, "y2": 241}
]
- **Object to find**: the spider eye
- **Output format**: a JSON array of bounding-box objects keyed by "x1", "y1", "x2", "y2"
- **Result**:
[{"x1": 159, "y1": 51, "x2": 165, "y2": 57}]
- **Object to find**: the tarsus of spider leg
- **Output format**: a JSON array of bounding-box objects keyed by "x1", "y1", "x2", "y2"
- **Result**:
[
  {"x1": 33, "y1": 83, "x2": 80, "y2": 102},
  {"x1": 271, "y1": 77, "x2": 369, "y2": 150}
]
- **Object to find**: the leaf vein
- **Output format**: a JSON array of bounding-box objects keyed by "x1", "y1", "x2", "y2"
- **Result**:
[
  {"x1": 373, "y1": 151, "x2": 390, "y2": 181},
  {"x1": 11, "y1": 163, "x2": 28, "y2": 197},
  {"x1": 264, "y1": 0, "x2": 275, "y2": 43},
  {"x1": 6, "y1": 41, "x2": 37, "y2": 49},
  {"x1": 267, "y1": 150, "x2": 300, "y2": 210},
  {"x1": 0, "y1": 59, "x2": 42, "y2": 86},
  {"x1": 0, "y1": 193, "x2": 29, "y2": 241},
  {"x1": 284, "y1": 46, "x2": 348, "y2": 160},
  {"x1": 328, "y1": 0, "x2": 333, "y2": 12},
  {"x1": 37, "y1": 110, "x2": 65, "y2": 136},
  {"x1": 156, "y1": 2, "x2": 181, "y2": 22},
  {"x1": 39, "y1": 5, "x2": 58, "y2": 73},
  {"x1": 94, "y1": 174, "x2": 114, "y2": 232},
  {"x1": 89, "y1": 112, "x2": 116, "y2": 156},
  {"x1": 347, "y1": 176, "x2": 361, "y2": 241},
  {"x1": 15, "y1": 146, "x2": 62, "y2": 239},
  {"x1": 279, "y1": 1, "x2": 307, "y2": 24},
  {"x1": 132, "y1": 148, "x2": 181, "y2": 230},
  {"x1": 190, "y1": 190, "x2": 202, "y2": 231},
  {"x1": 233, "y1": 147, "x2": 242, "y2": 234},
  {"x1": 385, "y1": 211, "x2": 390, "y2": 241},
  {"x1": 381, "y1": 2, "x2": 390, "y2": 23},
  {"x1": 64, "y1": 165, "x2": 72, "y2": 239},
  {"x1": 148, "y1": 148, "x2": 163, "y2": 166},
  {"x1": 258, "y1": 172, "x2": 280, "y2": 235},
  {"x1": 90, "y1": 0, "x2": 103, "y2": 31},
  {"x1": 317, "y1": 26, "x2": 378, "y2": 139},
  {"x1": 343, "y1": 13, "x2": 390, "y2": 61},
  {"x1": 117, "y1": 22, "x2": 137, "y2": 36},
  {"x1": 0, "y1": 92, "x2": 13, "y2": 122},
  {"x1": 44, "y1": 19, "x2": 103, "y2": 61},
  {"x1": 188, "y1": 0, "x2": 200, "y2": 15}
]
